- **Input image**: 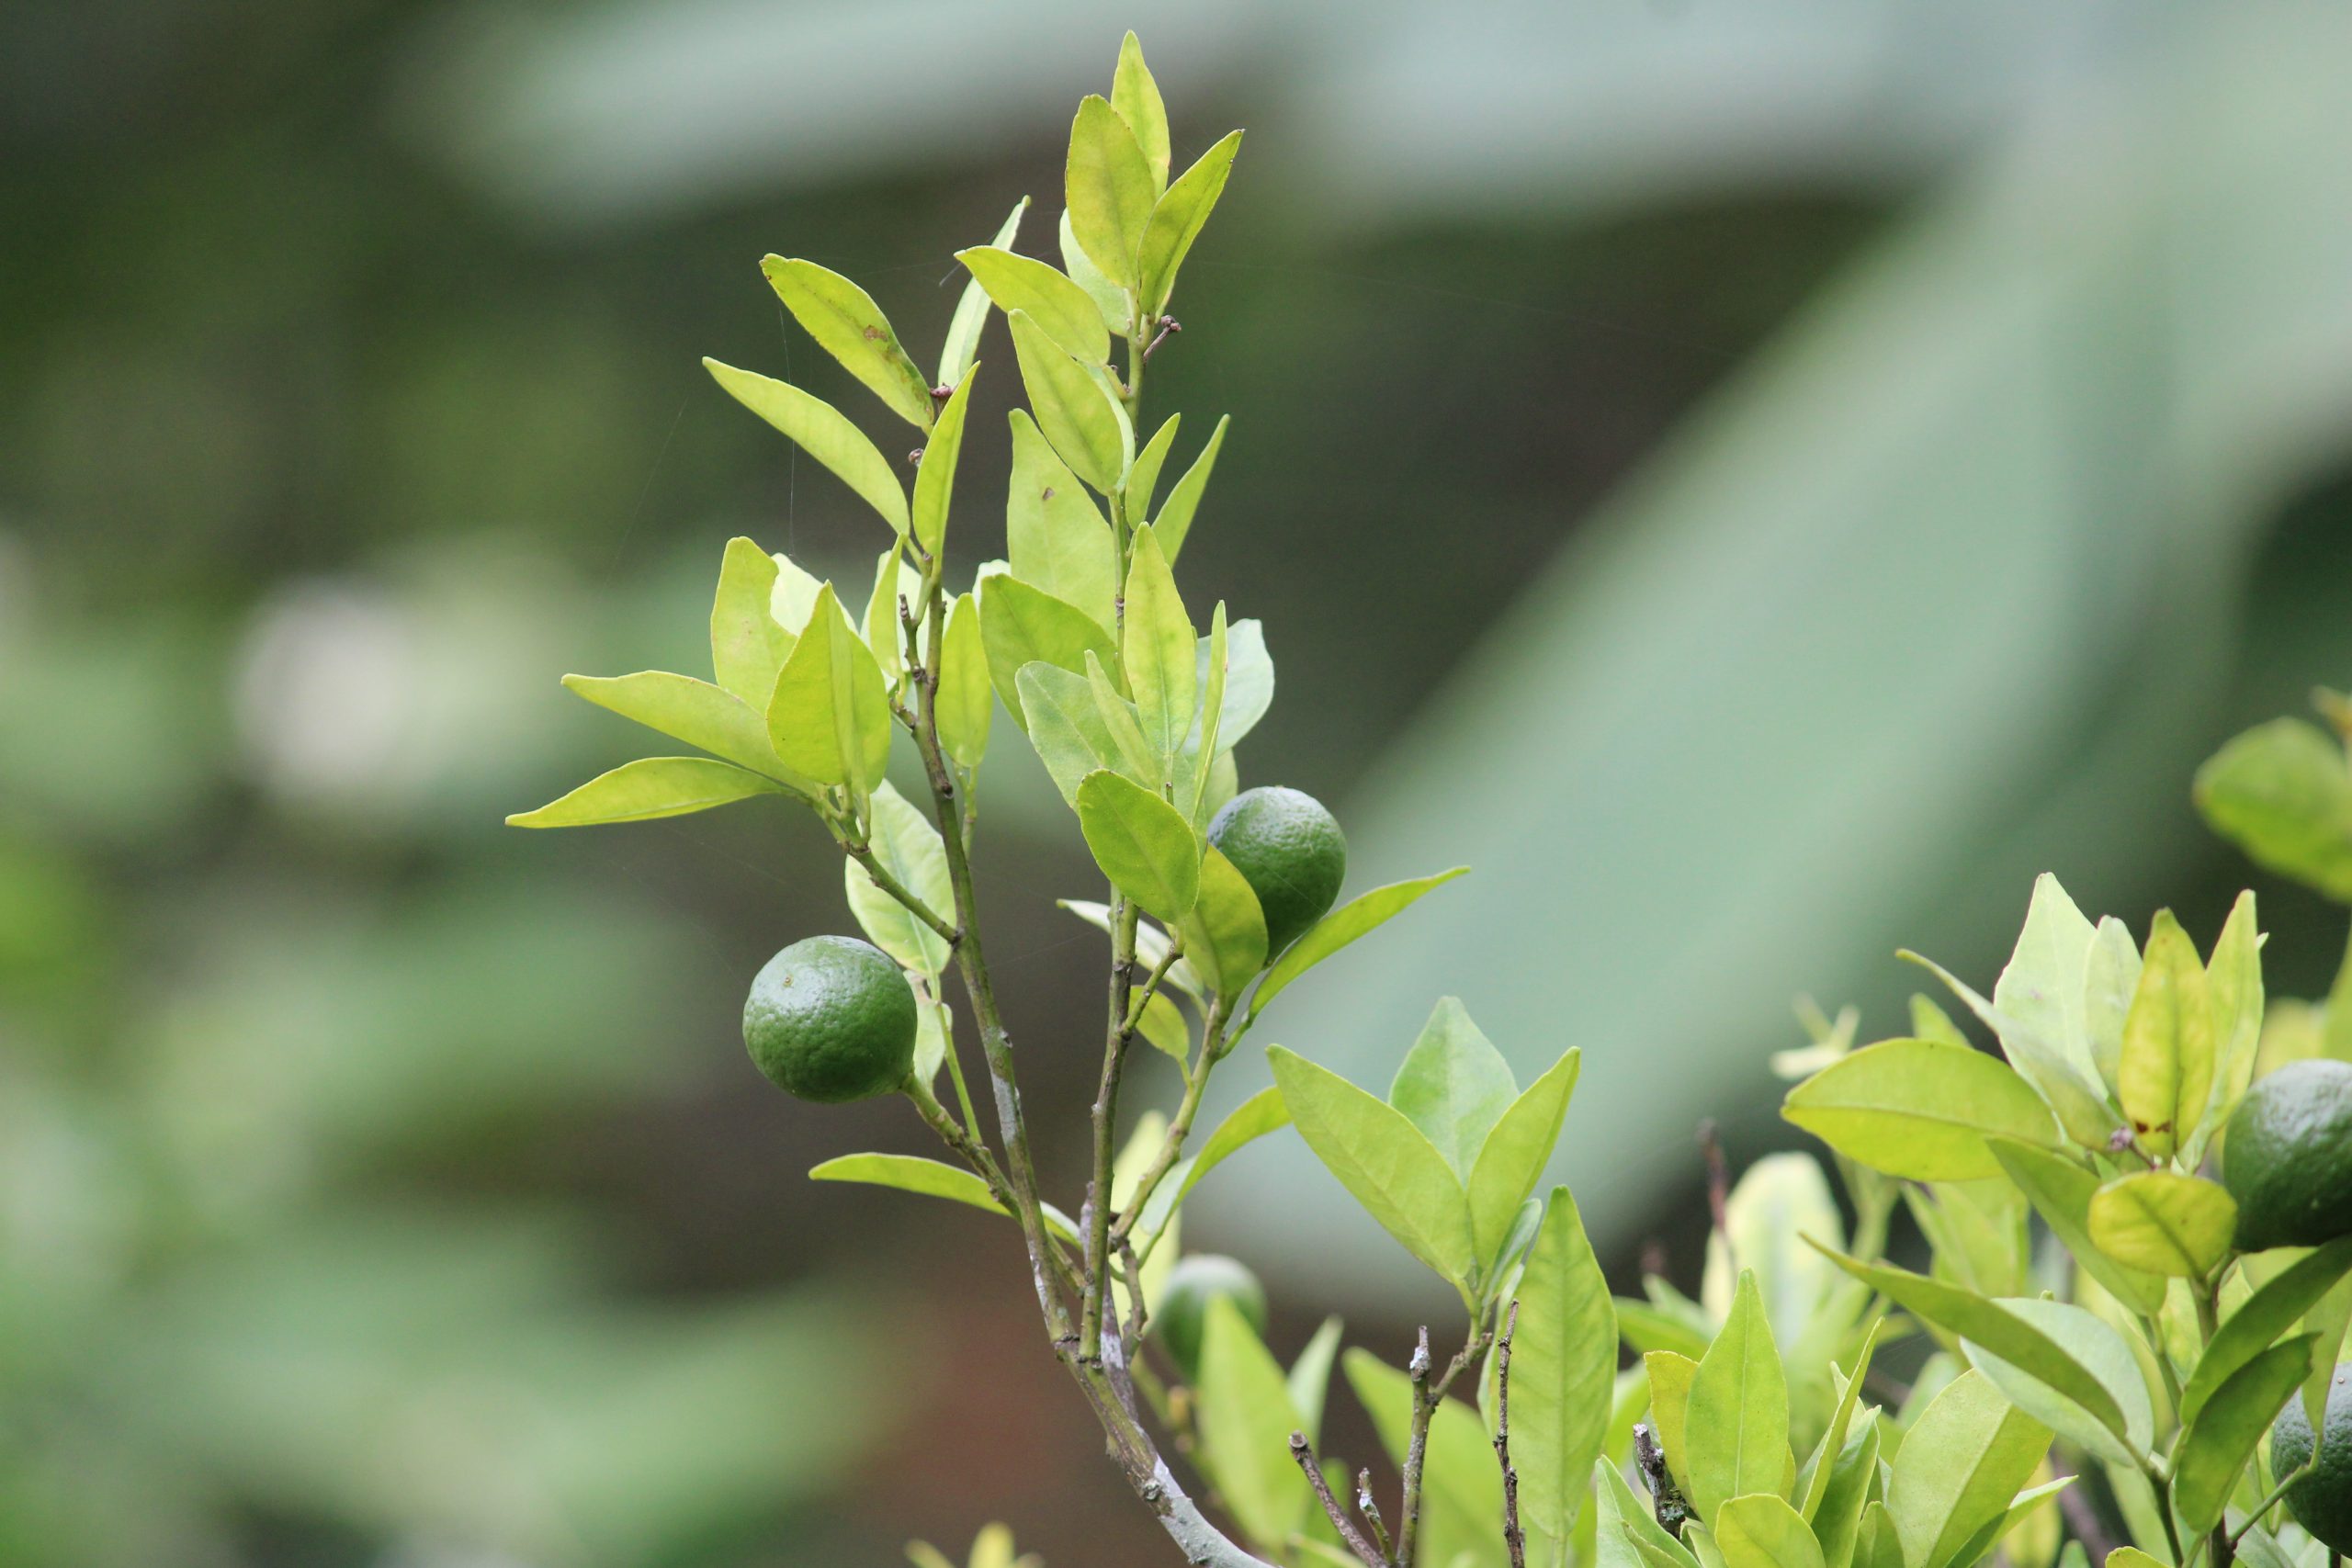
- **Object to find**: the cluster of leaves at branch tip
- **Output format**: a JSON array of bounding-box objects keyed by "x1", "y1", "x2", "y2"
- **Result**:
[{"x1": 505, "y1": 30, "x2": 2352, "y2": 1568}]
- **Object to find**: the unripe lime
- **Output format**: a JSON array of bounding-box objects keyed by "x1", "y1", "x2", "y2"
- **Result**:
[
  {"x1": 1153, "y1": 1253, "x2": 1268, "y2": 1380},
  {"x1": 742, "y1": 935, "x2": 917, "y2": 1103},
  {"x1": 2273, "y1": 1365, "x2": 2352, "y2": 1552},
  {"x1": 1206, "y1": 785, "x2": 1346, "y2": 956},
  {"x1": 2221, "y1": 1059, "x2": 2352, "y2": 1252}
]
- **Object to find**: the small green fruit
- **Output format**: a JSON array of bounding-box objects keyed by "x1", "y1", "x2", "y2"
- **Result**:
[
  {"x1": 2222, "y1": 1059, "x2": 2352, "y2": 1251},
  {"x1": 1206, "y1": 785, "x2": 1346, "y2": 956},
  {"x1": 2273, "y1": 1365, "x2": 2352, "y2": 1553},
  {"x1": 1153, "y1": 1253, "x2": 1268, "y2": 1380},
  {"x1": 742, "y1": 934, "x2": 917, "y2": 1103}
]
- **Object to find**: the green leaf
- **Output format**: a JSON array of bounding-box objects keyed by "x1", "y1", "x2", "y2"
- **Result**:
[
  {"x1": 1139, "y1": 130, "x2": 1243, "y2": 316},
  {"x1": 1181, "y1": 845, "x2": 1268, "y2": 996},
  {"x1": 769, "y1": 550, "x2": 825, "y2": 633},
  {"x1": 1187, "y1": 602, "x2": 1229, "y2": 823},
  {"x1": 1135, "y1": 1085, "x2": 1291, "y2": 1242},
  {"x1": 1646, "y1": 1348, "x2": 1700, "y2": 1491},
  {"x1": 1057, "y1": 206, "x2": 1128, "y2": 333},
  {"x1": 2192, "y1": 716, "x2": 2352, "y2": 901},
  {"x1": 2180, "y1": 1235, "x2": 2352, "y2": 1424},
  {"x1": 2299, "y1": 1270, "x2": 2352, "y2": 1429},
  {"x1": 1007, "y1": 310, "x2": 1128, "y2": 493},
  {"x1": 507, "y1": 756, "x2": 784, "y2": 828},
  {"x1": 1110, "y1": 32, "x2": 1170, "y2": 192},
  {"x1": 1715, "y1": 1495, "x2": 1826, "y2": 1568},
  {"x1": 910, "y1": 367, "x2": 977, "y2": 555},
  {"x1": 1903, "y1": 951, "x2": 2121, "y2": 1150},
  {"x1": 977, "y1": 573, "x2": 1115, "y2": 730},
  {"x1": 1511, "y1": 1187, "x2": 1619, "y2": 1543},
  {"x1": 864, "y1": 543, "x2": 918, "y2": 687},
  {"x1": 1598, "y1": 1457, "x2": 1702, "y2": 1568},
  {"x1": 1135, "y1": 990, "x2": 1188, "y2": 1063},
  {"x1": 936, "y1": 592, "x2": 991, "y2": 769},
  {"x1": 1811, "y1": 1416, "x2": 1881, "y2": 1568},
  {"x1": 1064, "y1": 94, "x2": 1155, "y2": 292},
  {"x1": 810, "y1": 1154, "x2": 1080, "y2": 1245},
  {"x1": 2172, "y1": 1334, "x2": 2317, "y2": 1535},
  {"x1": 1247, "y1": 868, "x2": 1471, "y2": 1025},
  {"x1": 1083, "y1": 649, "x2": 1161, "y2": 784},
  {"x1": 954, "y1": 245, "x2": 1109, "y2": 365},
  {"x1": 1344, "y1": 1349, "x2": 1505, "y2": 1568},
  {"x1": 1962, "y1": 1298, "x2": 2154, "y2": 1471},
  {"x1": 2106, "y1": 1551, "x2": 2167, "y2": 1568},
  {"x1": 1781, "y1": 1039, "x2": 2063, "y2": 1180},
  {"x1": 2198, "y1": 890, "x2": 2264, "y2": 1161},
  {"x1": 1153, "y1": 412, "x2": 1228, "y2": 562},
  {"x1": 766, "y1": 582, "x2": 891, "y2": 795},
  {"x1": 1852, "y1": 1504, "x2": 1903, "y2": 1568},
  {"x1": 710, "y1": 536, "x2": 791, "y2": 703},
  {"x1": 1016, "y1": 662, "x2": 1121, "y2": 807},
  {"x1": 761, "y1": 255, "x2": 935, "y2": 430},
  {"x1": 1195, "y1": 1295, "x2": 1312, "y2": 1553},
  {"x1": 2085, "y1": 917, "x2": 2143, "y2": 1092},
  {"x1": 1388, "y1": 997, "x2": 1518, "y2": 1178},
  {"x1": 937, "y1": 196, "x2": 1026, "y2": 389},
  {"x1": 1884, "y1": 1371, "x2": 2052, "y2": 1568},
  {"x1": 2086, "y1": 1170, "x2": 2236, "y2": 1277},
  {"x1": 1986, "y1": 1138, "x2": 2167, "y2": 1313},
  {"x1": 1075, "y1": 769, "x2": 1199, "y2": 921},
  {"x1": 562, "y1": 670, "x2": 797, "y2": 783},
  {"x1": 843, "y1": 780, "x2": 953, "y2": 976},
  {"x1": 2118, "y1": 910, "x2": 2217, "y2": 1160},
  {"x1": 1129, "y1": 413, "x2": 1181, "y2": 518},
  {"x1": 1004, "y1": 410, "x2": 1116, "y2": 635},
  {"x1": 1993, "y1": 874, "x2": 2102, "y2": 1087},
  {"x1": 1810, "y1": 1246, "x2": 2133, "y2": 1447},
  {"x1": 1465, "y1": 1046, "x2": 1583, "y2": 1265},
  {"x1": 1687, "y1": 1271, "x2": 1792, "y2": 1526},
  {"x1": 1287, "y1": 1315, "x2": 1344, "y2": 1450},
  {"x1": 1797, "y1": 1321, "x2": 1882, "y2": 1522},
  {"x1": 704, "y1": 357, "x2": 909, "y2": 534},
  {"x1": 1123, "y1": 525, "x2": 1194, "y2": 771},
  {"x1": 1267, "y1": 1045, "x2": 1476, "y2": 1284},
  {"x1": 1208, "y1": 614, "x2": 1273, "y2": 750}
]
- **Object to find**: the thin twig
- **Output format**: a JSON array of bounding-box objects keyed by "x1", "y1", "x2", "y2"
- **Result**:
[
  {"x1": 1493, "y1": 1302, "x2": 1526, "y2": 1568},
  {"x1": 1357, "y1": 1470, "x2": 1395, "y2": 1563},
  {"x1": 1398, "y1": 1329, "x2": 1434, "y2": 1568},
  {"x1": 1293, "y1": 1433, "x2": 1385, "y2": 1568},
  {"x1": 1121, "y1": 931, "x2": 1185, "y2": 1036},
  {"x1": 2230, "y1": 1461, "x2": 2316, "y2": 1547},
  {"x1": 844, "y1": 840, "x2": 959, "y2": 944}
]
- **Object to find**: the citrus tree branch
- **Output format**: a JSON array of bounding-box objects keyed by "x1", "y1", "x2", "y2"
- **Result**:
[
  {"x1": 1293, "y1": 1432, "x2": 1385, "y2": 1568},
  {"x1": 1493, "y1": 1302, "x2": 1527, "y2": 1568}
]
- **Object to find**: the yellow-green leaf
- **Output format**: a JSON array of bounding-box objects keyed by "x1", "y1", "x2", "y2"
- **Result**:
[
  {"x1": 2118, "y1": 910, "x2": 2217, "y2": 1159},
  {"x1": 704, "y1": 357, "x2": 909, "y2": 534},
  {"x1": 1247, "y1": 867, "x2": 1470, "y2": 1026},
  {"x1": 1007, "y1": 310, "x2": 1127, "y2": 493},
  {"x1": 1466, "y1": 1046, "x2": 1582, "y2": 1268},
  {"x1": 1123, "y1": 525, "x2": 1193, "y2": 770},
  {"x1": 1153, "y1": 412, "x2": 1228, "y2": 563},
  {"x1": 709, "y1": 536, "x2": 790, "y2": 703},
  {"x1": 1074, "y1": 768, "x2": 1199, "y2": 921},
  {"x1": 911, "y1": 366, "x2": 978, "y2": 555},
  {"x1": 1716, "y1": 1495, "x2": 1826, "y2": 1568},
  {"x1": 1004, "y1": 409, "x2": 1116, "y2": 635},
  {"x1": 842, "y1": 780, "x2": 953, "y2": 976},
  {"x1": 2086, "y1": 1170, "x2": 2235, "y2": 1278},
  {"x1": 561, "y1": 670, "x2": 796, "y2": 784},
  {"x1": 936, "y1": 592, "x2": 991, "y2": 770},
  {"x1": 2192, "y1": 716, "x2": 2352, "y2": 901},
  {"x1": 2173, "y1": 1334, "x2": 2316, "y2": 1534},
  {"x1": 766, "y1": 582, "x2": 891, "y2": 795},
  {"x1": 1110, "y1": 31, "x2": 1170, "y2": 192},
  {"x1": 1781, "y1": 1039, "x2": 2062, "y2": 1180},
  {"x1": 507, "y1": 756, "x2": 782, "y2": 828},
  {"x1": 761, "y1": 255, "x2": 935, "y2": 430},
  {"x1": 1181, "y1": 845, "x2": 1267, "y2": 996},
  {"x1": 1268, "y1": 1045, "x2": 1476, "y2": 1284},
  {"x1": 954, "y1": 246, "x2": 1108, "y2": 365},
  {"x1": 1139, "y1": 130, "x2": 1242, "y2": 317},
  {"x1": 977, "y1": 574, "x2": 1115, "y2": 730},
  {"x1": 1884, "y1": 1371, "x2": 2052, "y2": 1568},
  {"x1": 1687, "y1": 1271, "x2": 1791, "y2": 1526},
  {"x1": 1064, "y1": 94, "x2": 1155, "y2": 291},
  {"x1": 1511, "y1": 1187, "x2": 1619, "y2": 1544},
  {"x1": 937, "y1": 196, "x2": 1026, "y2": 389}
]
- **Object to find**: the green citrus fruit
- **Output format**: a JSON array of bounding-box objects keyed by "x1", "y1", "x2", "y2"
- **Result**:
[
  {"x1": 1153, "y1": 1253, "x2": 1268, "y2": 1381},
  {"x1": 742, "y1": 934, "x2": 917, "y2": 1103},
  {"x1": 2273, "y1": 1364, "x2": 2352, "y2": 1552},
  {"x1": 1206, "y1": 785, "x2": 1346, "y2": 956},
  {"x1": 2222, "y1": 1059, "x2": 2352, "y2": 1252}
]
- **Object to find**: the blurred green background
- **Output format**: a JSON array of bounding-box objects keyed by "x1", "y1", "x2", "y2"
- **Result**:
[{"x1": 7, "y1": 3, "x2": 2352, "y2": 1564}]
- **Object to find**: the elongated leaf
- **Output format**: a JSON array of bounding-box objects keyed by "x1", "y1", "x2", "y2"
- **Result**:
[
  {"x1": 1181, "y1": 845, "x2": 1268, "y2": 996},
  {"x1": 710, "y1": 536, "x2": 790, "y2": 703},
  {"x1": 910, "y1": 366, "x2": 976, "y2": 555},
  {"x1": 1123, "y1": 525, "x2": 1193, "y2": 771},
  {"x1": 508, "y1": 756, "x2": 782, "y2": 827},
  {"x1": 1781, "y1": 1039, "x2": 2062, "y2": 1179},
  {"x1": 1346, "y1": 1349, "x2": 1506, "y2": 1568},
  {"x1": 977, "y1": 573, "x2": 1115, "y2": 729},
  {"x1": 2173, "y1": 1334, "x2": 2317, "y2": 1534},
  {"x1": 1287, "y1": 1315, "x2": 1345, "y2": 1450},
  {"x1": 768, "y1": 549, "x2": 824, "y2": 633},
  {"x1": 936, "y1": 592, "x2": 990, "y2": 768},
  {"x1": 1130, "y1": 413, "x2": 1181, "y2": 517},
  {"x1": 843, "y1": 780, "x2": 953, "y2": 976},
  {"x1": 2196, "y1": 890, "x2": 2264, "y2": 1163},
  {"x1": 1389, "y1": 998, "x2": 1518, "y2": 1178},
  {"x1": 937, "y1": 196, "x2": 1025, "y2": 389},
  {"x1": 562, "y1": 670, "x2": 794, "y2": 782},
  {"x1": 1188, "y1": 602, "x2": 1229, "y2": 823},
  {"x1": 766, "y1": 583, "x2": 891, "y2": 795},
  {"x1": 1600, "y1": 1456, "x2": 1702, "y2": 1568},
  {"x1": 1904, "y1": 951, "x2": 2121, "y2": 1148},
  {"x1": 1962, "y1": 1299, "x2": 2153, "y2": 1471},
  {"x1": 1064, "y1": 94, "x2": 1155, "y2": 291},
  {"x1": 1075, "y1": 769, "x2": 1199, "y2": 921},
  {"x1": 1210, "y1": 614, "x2": 1273, "y2": 750},
  {"x1": 1512, "y1": 1187, "x2": 1619, "y2": 1543},
  {"x1": 1136, "y1": 990, "x2": 1188, "y2": 1063},
  {"x1": 762, "y1": 255, "x2": 934, "y2": 430},
  {"x1": 1715, "y1": 1495, "x2": 1825, "y2": 1568},
  {"x1": 1136, "y1": 1085, "x2": 1291, "y2": 1241},
  {"x1": 1196, "y1": 1295, "x2": 1312, "y2": 1553},
  {"x1": 810, "y1": 1154, "x2": 1080, "y2": 1244},
  {"x1": 1057, "y1": 205, "x2": 1128, "y2": 333},
  {"x1": 1993, "y1": 874, "x2": 2101, "y2": 1086},
  {"x1": 1008, "y1": 310, "x2": 1127, "y2": 493},
  {"x1": 2086, "y1": 1171, "x2": 2235, "y2": 1278},
  {"x1": 2085, "y1": 917, "x2": 2142, "y2": 1092},
  {"x1": 863, "y1": 544, "x2": 916, "y2": 687},
  {"x1": 2182, "y1": 1235, "x2": 2352, "y2": 1424},
  {"x1": 1647, "y1": 1349, "x2": 1700, "y2": 1492},
  {"x1": 1268, "y1": 1046, "x2": 1476, "y2": 1283},
  {"x1": 1083, "y1": 649, "x2": 1160, "y2": 784},
  {"x1": 1154, "y1": 412, "x2": 1228, "y2": 562},
  {"x1": 2191, "y1": 716, "x2": 2352, "y2": 901},
  {"x1": 1884, "y1": 1371, "x2": 2052, "y2": 1568},
  {"x1": 1985, "y1": 1137, "x2": 2166, "y2": 1314},
  {"x1": 1004, "y1": 409, "x2": 1116, "y2": 635},
  {"x1": 2118, "y1": 910, "x2": 2216, "y2": 1159},
  {"x1": 1798, "y1": 1321, "x2": 1882, "y2": 1522},
  {"x1": 1687, "y1": 1271, "x2": 1791, "y2": 1526},
  {"x1": 1812, "y1": 1246, "x2": 2132, "y2": 1445},
  {"x1": 1110, "y1": 31, "x2": 1170, "y2": 191},
  {"x1": 1017, "y1": 662, "x2": 1122, "y2": 806},
  {"x1": 1466, "y1": 1046, "x2": 1583, "y2": 1265},
  {"x1": 1248, "y1": 868, "x2": 1471, "y2": 1024},
  {"x1": 955, "y1": 245, "x2": 1109, "y2": 365},
  {"x1": 704, "y1": 357, "x2": 909, "y2": 534},
  {"x1": 1139, "y1": 130, "x2": 1243, "y2": 316},
  {"x1": 1852, "y1": 1504, "x2": 1903, "y2": 1568},
  {"x1": 1811, "y1": 1415, "x2": 1881, "y2": 1568}
]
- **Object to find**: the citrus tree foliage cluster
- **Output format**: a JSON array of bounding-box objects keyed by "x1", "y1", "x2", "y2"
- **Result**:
[{"x1": 510, "y1": 36, "x2": 2352, "y2": 1568}]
